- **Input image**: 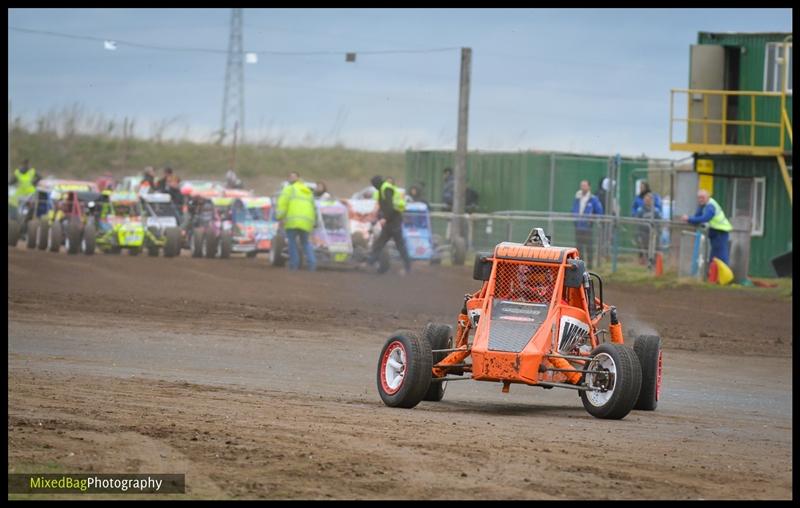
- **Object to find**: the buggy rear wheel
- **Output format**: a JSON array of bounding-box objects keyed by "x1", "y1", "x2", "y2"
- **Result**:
[
  {"x1": 26, "y1": 219, "x2": 39, "y2": 249},
  {"x1": 81, "y1": 223, "x2": 96, "y2": 255},
  {"x1": 36, "y1": 221, "x2": 49, "y2": 250},
  {"x1": 204, "y1": 230, "x2": 218, "y2": 258},
  {"x1": 218, "y1": 233, "x2": 232, "y2": 259},
  {"x1": 580, "y1": 343, "x2": 642, "y2": 420},
  {"x1": 146, "y1": 227, "x2": 160, "y2": 257},
  {"x1": 422, "y1": 323, "x2": 453, "y2": 402},
  {"x1": 377, "y1": 330, "x2": 433, "y2": 409},
  {"x1": 66, "y1": 220, "x2": 82, "y2": 254},
  {"x1": 633, "y1": 335, "x2": 662, "y2": 411},
  {"x1": 8, "y1": 219, "x2": 20, "y2": 246},
  {"x1": 164, "y1": 227, "x2": 181, "y2": 258},
  {"x1": 48, "y1": 221, "x2": 63, "y2": 252}
]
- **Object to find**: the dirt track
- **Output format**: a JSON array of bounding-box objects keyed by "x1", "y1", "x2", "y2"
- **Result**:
[{"x1": 7, "y1": 248, "x2": 793, "y2": 499}]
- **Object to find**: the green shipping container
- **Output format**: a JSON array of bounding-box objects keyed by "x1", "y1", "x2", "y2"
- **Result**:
[
  {"x1": 405, "y1": 150, "x2": 647, "y2": 216},
  {"x1": 707, "y1": 154, "x2": 792, "y2": 278},
  {"x1": 697, "y1": 32, "x2": 792, "y2": 152}
]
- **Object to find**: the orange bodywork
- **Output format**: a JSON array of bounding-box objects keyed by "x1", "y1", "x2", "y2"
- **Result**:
[{"x1": 431, "y1": 241, "x2": 625, "y2": 389}]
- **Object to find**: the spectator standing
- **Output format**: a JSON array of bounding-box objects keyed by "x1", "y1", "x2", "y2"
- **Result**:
[
  {"x1": 442, "y1": 167, "x2": 454, "y2": 211},
  {"x1": 634, "y1": 192, "x2": 662, "y2": 267},
  {"x1": 407, "y1": 183, "x2": 428, "y2": 206},
  {"x1": 631, "y1": 180, "x2": 663, "y2": 216},
  {"x1": 571, "y1": 180, "x2": 604, "y2": 269}
]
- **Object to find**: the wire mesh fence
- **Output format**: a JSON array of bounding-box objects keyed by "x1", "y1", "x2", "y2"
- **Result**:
[{"x1": 428, "y1": 210, "x2": 741, "y2": 281}]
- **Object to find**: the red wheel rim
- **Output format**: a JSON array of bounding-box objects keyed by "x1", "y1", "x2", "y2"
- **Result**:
[{"x1": 380, "y1": 341, "x2": 406, "y2": 395}]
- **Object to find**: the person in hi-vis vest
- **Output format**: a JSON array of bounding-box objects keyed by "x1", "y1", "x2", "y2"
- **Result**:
[
  {"x1": 8, "y1": 159, "x2": 41, "y2": 208},
  {"x1": 681, "y1": 189, "x2": 733, "y2": 266},
  {"x1": 276, "y1": 171, "x2": 317, "y2": 271}
]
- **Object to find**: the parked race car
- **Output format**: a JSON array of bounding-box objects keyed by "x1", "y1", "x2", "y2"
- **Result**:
[
  {"x1": 376, "y1": 227, "x2": 663, "y2": 420},
  {"x1": 140, "y1": 192, "x2": 183, "y2": 257},
  {"x1": 9, "y1": 179, "x2": 98, "y2": 250},
  {"x1": 345, "y1": 188, "x2": 379, "y2": 250},
  {"x1": 42, "y1": 188, "x2": 104, "y2": 254},
  {"x1": 181, "y1": 195, "x2": 234, "y2": 259},
  {"x1": 400, "y1": 201, "x2": 443, "y2": 265},
  {"x1": 87, "y1": 191, "x2": 148, "y2": 255},
  {"x1": 230, "y1": 196, "x2": 277, "y2": 258}
]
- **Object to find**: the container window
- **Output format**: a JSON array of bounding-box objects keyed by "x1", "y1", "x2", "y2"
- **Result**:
[
  {"x1": 751, "y1": 177, "x2": 766, "y2": 237},
  {"x1": 731, "y1": 177, "x2": 766, "y2": 237},
  {"x1": 764, "y1": 42, "x2": 792, "y2": 93}
]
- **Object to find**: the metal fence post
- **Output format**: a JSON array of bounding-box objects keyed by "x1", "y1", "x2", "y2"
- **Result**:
[
  {"x1": 611, "y1": 217, "x2": 618, "y2": 273},
  {"x1": 648, "y1": 221, "x2": 657, "y2": 271}
]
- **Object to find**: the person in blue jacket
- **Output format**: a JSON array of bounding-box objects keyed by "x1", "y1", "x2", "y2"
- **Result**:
[
  {"x1": 680, "y1": 189, "x2": 733, "y2": 266},
  {"x1": 631, "y1": 181, "x2": 663, "y2": 216},
  {"x1": 571, "y1": 180, "x2": 604, "y2": 269}
]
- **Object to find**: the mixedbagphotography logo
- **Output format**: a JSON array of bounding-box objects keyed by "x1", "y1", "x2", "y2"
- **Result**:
[{"x1": 8, "y1": 474, "x2": 185, "y2": 494}]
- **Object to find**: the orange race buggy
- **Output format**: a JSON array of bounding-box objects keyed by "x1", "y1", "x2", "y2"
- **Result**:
[{"x1": 376, "y1": 228, "x2": 663, "y2": 420}]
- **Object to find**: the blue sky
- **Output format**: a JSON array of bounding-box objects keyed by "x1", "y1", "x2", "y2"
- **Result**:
[{"x1": 7, "y1": 8, "x2": 793, "y2": 159}]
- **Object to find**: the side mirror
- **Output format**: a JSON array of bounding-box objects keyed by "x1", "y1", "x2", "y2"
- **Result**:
[
  {"x1": 472, "y1": 252, "x2": 493, "y2": 281},
  {"x1": 564, "y1": 258, "x2": 586, "y2": 288}
]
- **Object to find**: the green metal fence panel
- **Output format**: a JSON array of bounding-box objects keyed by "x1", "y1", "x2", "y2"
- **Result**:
[{"x1": 405, "y1": 150, "x2": 643, "y2": 215}]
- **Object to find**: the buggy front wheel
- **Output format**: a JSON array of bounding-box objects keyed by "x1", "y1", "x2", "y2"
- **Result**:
[
  {"x1": 580, "y1": 343, "x2": 642, "y2": 420},
  {"x1": 422, "y1": 323, "x2": 452, "y2": 401},
  {"x1": 377, "y1": 330, "x2": 433, "y2": 408}
]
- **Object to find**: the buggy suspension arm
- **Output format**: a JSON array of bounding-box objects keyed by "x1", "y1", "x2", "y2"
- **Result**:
[{"x1": 432, "y1": 311, "x2": 472, "y2": 378}]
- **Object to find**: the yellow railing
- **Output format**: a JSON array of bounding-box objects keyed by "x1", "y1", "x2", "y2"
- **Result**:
[
  {"x1": 669, "y1": 88, "x2": 791, "y2": 156},
  {"x1": 782, "y1": 107, "x2": 793, "y2": 144}
]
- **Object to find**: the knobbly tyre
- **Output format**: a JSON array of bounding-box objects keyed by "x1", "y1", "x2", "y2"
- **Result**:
[{"x1": 376, "y1": 227, "x2": 663, "y2": 420}]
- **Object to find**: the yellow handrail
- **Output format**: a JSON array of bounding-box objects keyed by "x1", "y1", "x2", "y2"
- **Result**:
[
  {"x1": 782, "y1": 108, "x2": 793, "y2": 144},
  {"x1": 670, "y1": 88, "x2": 789, "y2": 155}
]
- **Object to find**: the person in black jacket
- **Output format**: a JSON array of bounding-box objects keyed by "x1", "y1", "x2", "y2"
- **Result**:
[{"x1": 366, "y1": 175, "x2": 412, "y2": 275}]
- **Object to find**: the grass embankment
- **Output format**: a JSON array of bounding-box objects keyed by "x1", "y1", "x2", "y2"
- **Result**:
[
  {"x1": 594, "y1": 261, "x2": 792, "y2": 299},
  {"x1": 9, "y1": 128, "x2": 406, "y2": 187}
]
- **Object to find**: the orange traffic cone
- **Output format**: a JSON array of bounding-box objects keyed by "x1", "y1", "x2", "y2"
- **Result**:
[{"x1": 654, "y1": 252, "x2": 663, "y2": 277}]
